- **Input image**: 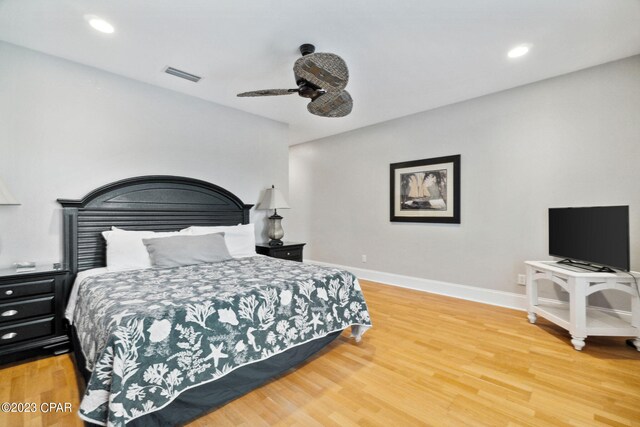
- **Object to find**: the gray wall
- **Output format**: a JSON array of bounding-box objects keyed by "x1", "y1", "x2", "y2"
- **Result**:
[
  {"x1": 0, "y1": 42, "x2": 289, "y2": 268},
  {"x1": 289, "y1": 55, "x2": 640, "y2": 309}
]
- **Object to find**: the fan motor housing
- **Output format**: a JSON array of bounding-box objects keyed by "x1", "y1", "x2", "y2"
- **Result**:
[{"x1": 296, "y1": 80, "x2": 322, "y2": 99}]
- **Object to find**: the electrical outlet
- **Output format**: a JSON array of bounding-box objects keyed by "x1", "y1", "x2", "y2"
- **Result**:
[
  {"x1": 361, "y1": 254, "x2": 367, "y2": 263},
  {"x1": 517, "y1": 274, "x2": 527, "y2": 286}
]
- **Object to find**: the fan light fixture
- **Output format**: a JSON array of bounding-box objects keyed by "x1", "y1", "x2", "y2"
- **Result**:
[
  {"x1": 508, "y1": 45, "x2": 531, "y2": 58},
  {"x1": 86, "y1": 15, "x2": 115, "y2": 34}
]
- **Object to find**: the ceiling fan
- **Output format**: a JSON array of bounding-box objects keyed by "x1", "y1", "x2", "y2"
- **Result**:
[{"x1": 237, "y1": 44, "x2": 352, "y2": 118}]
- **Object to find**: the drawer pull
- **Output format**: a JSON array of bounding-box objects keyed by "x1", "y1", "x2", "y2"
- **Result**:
[
  {"x1": 1, "y1": 310, "x2": 18, "y2": 317},
  {"x1": 287, "y1": 252, "x2": 291, "y2": 256},
  {"x1": 4, "y1": 290, "x2": 13, "y2": 296},
  {"x1": 1, "y1": 332, "x2": 17, "y2": 340}
]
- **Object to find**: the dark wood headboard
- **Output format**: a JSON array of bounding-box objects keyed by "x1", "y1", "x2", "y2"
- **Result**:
[{"x1": 58, "y1": 175, "x2": 253, "y2": 274}]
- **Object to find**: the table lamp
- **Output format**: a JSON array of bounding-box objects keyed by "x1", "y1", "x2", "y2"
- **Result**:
[{"x1": 257, "y1": 185, "x2": 290, "y2": 246}]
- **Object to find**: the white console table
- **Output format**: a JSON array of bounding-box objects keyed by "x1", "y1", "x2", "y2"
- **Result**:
[{"x1": 525, "y1": 261, "x2": 640, "y2": 351}]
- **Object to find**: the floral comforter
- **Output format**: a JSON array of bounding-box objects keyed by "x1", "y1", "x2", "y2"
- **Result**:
[{"x1": 73, "y1": 256, "x2": 371, "y2": 426}]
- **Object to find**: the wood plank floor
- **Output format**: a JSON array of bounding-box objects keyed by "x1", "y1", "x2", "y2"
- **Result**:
[{"x1": 1, "y1": 280, "x2": 639, "y2": 426}]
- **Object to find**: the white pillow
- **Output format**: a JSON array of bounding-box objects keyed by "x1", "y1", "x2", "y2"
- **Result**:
[
  {"x1": 101, "y1": 227, "x2": 189, "y2": 271},
  {"x1": 186, "y1": 224, "x2": 256, "y2": 258}
]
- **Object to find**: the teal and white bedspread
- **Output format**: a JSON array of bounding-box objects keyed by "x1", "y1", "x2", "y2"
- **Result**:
[{"x1": 72, "y1": 256, "x2": 371, "y2": 426}]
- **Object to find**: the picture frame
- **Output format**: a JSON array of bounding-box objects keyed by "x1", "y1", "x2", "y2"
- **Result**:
[{"x1": 390, "y1": 154, "x2": 461, "y2": 223}]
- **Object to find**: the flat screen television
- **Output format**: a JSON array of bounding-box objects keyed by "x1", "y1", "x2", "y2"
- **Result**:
[{"x1": 549, "y1": 206, "x2": 630, "y2": 272}]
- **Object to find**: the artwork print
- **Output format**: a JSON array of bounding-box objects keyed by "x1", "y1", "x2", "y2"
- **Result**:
[
  {"x1": 390, "y1": 155, "x2": 460, "y2": 223},
  {"x1": 400, "y1": 169, "x2": 448, "y2": 211}
]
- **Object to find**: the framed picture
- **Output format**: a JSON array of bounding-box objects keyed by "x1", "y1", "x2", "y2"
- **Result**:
[{"x1": 390, "y1": 154, "x2": 461, "y2": 223}]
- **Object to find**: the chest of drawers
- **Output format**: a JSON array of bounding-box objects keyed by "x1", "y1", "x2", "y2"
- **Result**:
[{"x1": 0, "y1": 267, "x2": 70, "y2": 365}]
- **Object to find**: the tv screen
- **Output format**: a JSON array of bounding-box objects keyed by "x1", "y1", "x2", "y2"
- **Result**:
[{"x1": 549, "y1": 206, "x2": 630, "y2": 271}]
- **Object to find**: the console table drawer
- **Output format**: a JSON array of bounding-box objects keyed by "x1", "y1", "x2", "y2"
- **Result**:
[
  {"x1": 0, "y1": 296, "x2": 55, "y2": 324},
  {"x1": 0, "y1": 278, "x2": 55, "y2": 301},
  {"x1": 0, "y1": 317, "x2": 55, "y2": 347}
]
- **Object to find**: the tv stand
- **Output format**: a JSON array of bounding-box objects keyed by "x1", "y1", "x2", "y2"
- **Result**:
[
  {"x1": 525, "y1": 261, "x2": 640, "y2": 351},
  {"x1": 557, "y1": 258, "x2": 615, "y2": 273}
]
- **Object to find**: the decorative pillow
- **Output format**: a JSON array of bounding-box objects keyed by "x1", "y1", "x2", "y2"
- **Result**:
[
  {"x1": 186, "y1": 223, "x2": 256, "y2": 258},
  {"x1": 142, "y1": 233, "x2": 232, "y2": 268},
  {"x1": 101, "y1": 227, "x2": 188, "y2": 271}
]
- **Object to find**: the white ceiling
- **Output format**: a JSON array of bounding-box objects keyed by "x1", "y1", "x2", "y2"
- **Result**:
[{"x1": 1, "y1": 0, "x2": 639, "y2": 144}]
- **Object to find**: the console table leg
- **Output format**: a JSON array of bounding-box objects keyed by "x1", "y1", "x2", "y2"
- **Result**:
[
  {"x1": 571, "y1": 336, "x2": 586, "y2": 351},
  {"x1": 525, "y1": 265, "x2": 539, "y2": 325},
  {"x1": 569, "y1": 277, "x2": 588, "y2": 351}
]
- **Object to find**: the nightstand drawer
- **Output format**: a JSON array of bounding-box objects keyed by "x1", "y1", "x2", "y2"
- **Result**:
[
  {"x1": 0, "y1": 278, "x2": 55, "y2": 301},
  {"x1": 0, "y1": 296, "x2": 55, "y2": 324},
  {"x1": 270, "y1": 247, "x2": 303, "y2": 261},
  {"x1": 0, "y1": 317, "x2": 55, "y2": 347},
  {"x1": 256, "y1": 242, "x2": 305, "y2": 262}
]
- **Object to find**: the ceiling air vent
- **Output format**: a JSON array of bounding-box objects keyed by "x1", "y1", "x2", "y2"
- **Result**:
[{"x1": 164, "y1": 67, "x2": 202, "y2": 83}]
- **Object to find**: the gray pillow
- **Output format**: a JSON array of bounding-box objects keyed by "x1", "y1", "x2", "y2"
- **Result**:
[{"x1": 142, "y1": 232, "x2": 232, "y2": 268}]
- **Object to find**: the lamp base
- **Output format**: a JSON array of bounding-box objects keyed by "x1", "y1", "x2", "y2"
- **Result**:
[{"x1": 267, "y1": 213, "x2": 285, "y2": 245}]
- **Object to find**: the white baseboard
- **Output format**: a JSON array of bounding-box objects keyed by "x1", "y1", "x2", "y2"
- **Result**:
[
  {"x1": 305, "y1": 259, "x2": 632, "y2": 317},
  {"x1": 306, "y1": 259, "x2": 528, "y2": 311}
]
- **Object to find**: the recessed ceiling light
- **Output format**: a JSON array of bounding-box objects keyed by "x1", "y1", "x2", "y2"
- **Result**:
[
  {"x1": 85, "y1": 15, "x2": 115, "y2": 34},
  {"x1": 508, "y1": 45, "x2": 531, "y2": 58}
]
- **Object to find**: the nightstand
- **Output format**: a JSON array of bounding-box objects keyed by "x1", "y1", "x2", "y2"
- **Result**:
[
  {"x1": 0, "y1": 266, "x2": 70, "y2": 365},
  {"x1": 255, "y1": 242, "x2": 306, "y2": 262}
]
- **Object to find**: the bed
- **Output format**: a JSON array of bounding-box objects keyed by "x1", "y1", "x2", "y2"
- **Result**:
[{"x1": 57, "y1": 176, "x2": 371, "y2": 426}]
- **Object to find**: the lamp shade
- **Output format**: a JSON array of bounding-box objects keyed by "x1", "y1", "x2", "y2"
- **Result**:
[
  {"x1": 0, "y1": 178, "x2": 19, "y2": 205},
  {"x1": 256, "y1": 186, "x2": 290, "y2": 210}
]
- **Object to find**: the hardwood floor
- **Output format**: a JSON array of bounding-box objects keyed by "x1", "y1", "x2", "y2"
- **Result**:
[{"x1": 1, "y1": 280, "x2": 639, "y2": 426}]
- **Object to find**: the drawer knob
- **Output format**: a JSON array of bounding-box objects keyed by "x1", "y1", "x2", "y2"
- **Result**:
[
  {"x1": 1, "y1": 310, "x2": 18, "y2": 317},
  {"x1": 4, "y1": 290, "x2": 13, "y2": 296},
  {"x1": 1, "y1": 332, "x2": 17, "y2": 340},
  {"x1": 287, "y1": 252, "x2": 291, "y2": 256}
]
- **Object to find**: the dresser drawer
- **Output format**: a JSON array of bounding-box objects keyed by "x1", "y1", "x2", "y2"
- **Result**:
[
  {"x1": 0, "y1": 317, "x2": 55, "y2": 347},
  {"x1": 0, "y1": 296, "x2": 55, "y2": 324},
  {"x1": 0, "y1": 278, "x2": 55, "y2": 301}
]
